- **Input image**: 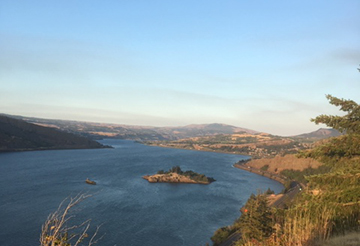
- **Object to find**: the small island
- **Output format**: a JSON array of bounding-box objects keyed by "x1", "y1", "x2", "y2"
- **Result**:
[
  {"x1": 85, "y1": 178, "x2": 96, "y2": 185},
  {"x1": 142, "y1": 166, "x2": 215, "y2": 184}
]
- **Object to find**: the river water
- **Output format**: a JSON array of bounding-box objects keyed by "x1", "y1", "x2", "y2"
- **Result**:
[{"x1": 0, "y1": 139, "x2": 283, "y2": 246}]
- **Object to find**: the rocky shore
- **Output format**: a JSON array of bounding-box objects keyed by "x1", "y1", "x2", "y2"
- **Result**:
[
  {"x1": 142, "y1": 172, "x2": 213, "y2": 184},
  {"x1": 143, "y1": 166, "x2": 215, "y2": 184}
]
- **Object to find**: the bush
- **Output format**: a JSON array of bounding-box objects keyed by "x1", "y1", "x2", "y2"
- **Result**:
[
  {"x1": 260, "y1": 164, "x2": 269, "y2": 171},
  {"x1": 211, "y1": 227, "x2": 232, "y2": 245}
]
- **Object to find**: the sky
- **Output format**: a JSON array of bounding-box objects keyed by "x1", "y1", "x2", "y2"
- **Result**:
[{"x1": 0, "y1": 0, "x2": 359, "y2": 136}]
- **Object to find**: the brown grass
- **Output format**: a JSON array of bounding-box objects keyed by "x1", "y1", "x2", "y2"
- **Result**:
[
  {"x1": 246, "y1": 154, "x2": 322, "y2": 174},
  {"x1": 315, "y1": 232, "x2": 360, "y2": 246},
  {"x1": 235, "y1": 205, "x2": 336, "y2": 246}
]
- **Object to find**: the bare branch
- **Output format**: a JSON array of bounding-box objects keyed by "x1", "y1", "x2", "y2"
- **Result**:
[{"x1": 40, "y1": 193, "x2": 102, "y2": 246}]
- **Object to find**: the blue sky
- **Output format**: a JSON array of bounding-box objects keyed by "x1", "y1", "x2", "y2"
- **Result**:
[{"x1": 1, "y1": 0, "x2": 359, "y2": 135}]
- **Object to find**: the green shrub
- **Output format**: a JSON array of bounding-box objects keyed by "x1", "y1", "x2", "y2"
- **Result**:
[{"x1": 211, "y1": 227, "x2": 233, "y2": 245}]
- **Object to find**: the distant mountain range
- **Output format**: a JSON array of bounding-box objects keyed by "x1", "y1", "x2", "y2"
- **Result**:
[
  {"x1": 0, "y1": 115, "x2": 108, "y2": 152},
  {"x1": 292, "y1": 128, "x2": 341, "y2": 139},
  {"x1": 4, "y1": 114, "x2": 260, "y2": 141},
  {"x1": 0, "y1": 114, "x2": 341, "y2": 155},
  {"x1": 2, "y1": 114, "x2": 340, "y2": 141}
]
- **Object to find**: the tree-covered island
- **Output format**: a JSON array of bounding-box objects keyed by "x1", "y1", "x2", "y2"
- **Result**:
[{"x1": 143, "y1": 166, "x2": 216, "y2": 184}]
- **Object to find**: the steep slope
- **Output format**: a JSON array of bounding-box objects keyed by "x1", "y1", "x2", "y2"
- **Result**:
[{"x1": 0, "y1": 115, "x2": 107, "y2": 152}]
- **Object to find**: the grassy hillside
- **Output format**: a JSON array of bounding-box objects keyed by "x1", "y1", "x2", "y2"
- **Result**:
[
  {"x1": 0, "y1": 115, "x2": 107, "y2": 152},
  {"x1": 244, "y1": 154, "x2": 323, "y2": 173},
  {"x1": 211, "y1": 95, "x2": 360, "y2": 246}
]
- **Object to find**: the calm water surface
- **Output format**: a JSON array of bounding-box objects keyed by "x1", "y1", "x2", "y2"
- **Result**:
[{"x1": 0, "y1": 140, "x2": 283, "y2": 246}]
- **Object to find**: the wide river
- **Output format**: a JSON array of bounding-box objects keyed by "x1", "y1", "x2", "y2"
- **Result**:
[{"x1": 0, "y1": 139, "x2": 283, "y2": 246}]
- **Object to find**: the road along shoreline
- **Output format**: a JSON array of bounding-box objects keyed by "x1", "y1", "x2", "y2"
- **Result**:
[{"x1": 233, "y1": 160, "x2": 287, "y2": 185}]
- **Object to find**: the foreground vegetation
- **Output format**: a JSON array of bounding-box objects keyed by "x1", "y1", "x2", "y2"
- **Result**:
[
  {"x1": 39, "y1": 92, "x2": 359, "y2": 246},
  {"x1": 211, "y1": 94, "x2": 360, "y2": 246},
  {"x1": 40, "y1": 194, "x2": 102, "y2": 246}
]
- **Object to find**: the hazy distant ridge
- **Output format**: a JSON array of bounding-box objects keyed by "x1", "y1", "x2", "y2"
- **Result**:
[
  {"x1": 5, "y1": 114, "x2": 258, "y2": 141},
  {"x1": 3, "y1": 114, "x2": 337, "y2": 142},
  {"x1": 293, "y1": 128, "x2": 341, "y2": 139}
]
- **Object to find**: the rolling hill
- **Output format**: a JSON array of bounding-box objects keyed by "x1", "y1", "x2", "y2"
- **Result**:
[
  {"x1": 6, "y1": 114, "x2": 258, "y2": 141},
  {"x1": 292, "y1": 128, "x2": 341, "y2": 140},
  {"x1": 0, "y1": 115, "x2": 108, "y2": 152},
  {"x1": 145, "y1": 128, "x2": 340, "y2": 158}
]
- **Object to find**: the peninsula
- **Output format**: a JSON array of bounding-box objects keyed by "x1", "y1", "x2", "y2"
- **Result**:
[{"x1": 143, "y1": 166, "x2": 215, "y2": 184}]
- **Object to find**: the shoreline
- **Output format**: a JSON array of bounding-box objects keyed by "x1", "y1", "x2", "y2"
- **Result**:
[
  {"x1": 0, "y1": 145, "x2": 111, "y2": 153},
  {"x1": 145, "y1": 142, "x2": 305, "y2": 246},
  {"x1": 233, "y1": 162, "x2": 288, "y2": 185},
  {"x1": 144, "y1": 142, "x2": 251, "y2": 156},
  {"x1": 144, "y1": 142, "x2": 288, "y2": 186}
]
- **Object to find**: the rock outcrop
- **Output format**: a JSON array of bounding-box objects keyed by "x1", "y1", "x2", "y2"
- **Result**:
[{"x1": 143, "y1": 172, "x2": 214, "y2": 184}]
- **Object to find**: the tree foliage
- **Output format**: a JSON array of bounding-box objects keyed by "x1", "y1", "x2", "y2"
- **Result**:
[
  {"x1": 301, "y1": 95, "x2": 360, "y2": 163},
  {"x1": 216, "y1": 85, "x2": 360, "y2": 245},
  {"x1": 211, "y1": 227, "x2": 233, "y2": 246},
  {"x1": 235, "y1": 193, "x2": 274, "y2": 242},
  {"x1": 300, "y1": 135, "x2": 360, "y2": 163},
  {"x1": 158, "y1": 166, "x2": 215, "y2": 183},
  {"x1": 311, "y1": 95, "x2": 360, "y2": 134}
]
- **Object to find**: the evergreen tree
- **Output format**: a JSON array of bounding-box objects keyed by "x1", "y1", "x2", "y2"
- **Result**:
[
  {"x1": 235, "y1": 193, "x2": 274, "y2": 242},
  {"x1": 211, "y1": 227, "x2": 232, "y2": 246},
  {"x1": 311, "y1": 95, "x2": 360, "y2": 134},
  {"x1": 170, "y1": 166, "x2": 182, "y2": 174},
  {"x1": 304, "y1": 95, "x2": 360, "y2": 162}
]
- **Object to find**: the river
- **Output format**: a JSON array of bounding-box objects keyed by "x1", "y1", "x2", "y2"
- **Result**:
[{"x1": 0, "y1": 139, "x2": 283, "y2": 246}]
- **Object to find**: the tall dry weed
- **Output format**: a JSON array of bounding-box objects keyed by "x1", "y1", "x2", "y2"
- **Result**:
[{"x1": 236, "y1": 205, "x2": 335, "y2": 246}]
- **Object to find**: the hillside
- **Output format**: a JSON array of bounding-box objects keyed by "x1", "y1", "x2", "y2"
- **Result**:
[
  {"x1": 6, "y1": 114, "x2": 259, "y2": 141},
  {"x1": 243, "y1": 154, "x2": 323, "y2": 173},
  {"x1": 0, "y1": 115, "x2": 107, "y2": 152},
  {"x1": 211, "y1": 95, "x2": 360, "y2": 246},
  {"x1": 146, "y1": 132, "x2": 319, "y2": 158},
  {"x1": 292, "y1": 128, "x2": 341, "y2": 141},
  {"x1": 3, "y1": 114, "x2": 340, "y2": 158},
  {"x1": 5, "y1": 114, "x2": 337, "y2": 143}
]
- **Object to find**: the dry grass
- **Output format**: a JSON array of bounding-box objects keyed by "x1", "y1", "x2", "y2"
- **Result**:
[
  {"x1": 246, "y1": 154, "x2": 322, "y2": 173},
  {"x1": 315, "y1": 232, "x2": 360, "y2": 246},
  {"x1": 235, "y1": 205, "x2": 335, "y2": 246},
  {"x1": 40, "y1": 193, "x2": 102, "y2": 246}
]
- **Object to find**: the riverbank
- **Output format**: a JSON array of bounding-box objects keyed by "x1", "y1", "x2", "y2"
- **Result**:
[
  {"x1": 233, "y1": 161, "x2": 288, "y2": 185},
  {"x1": 144, "y1": 142, "x2": 251, "y2": 156},
  {"x1": 216, "y1": 162, "x2": 302, "y2": 246},
  {"x1": 233, "y1": 160, "x2": 306, "y2": 207}
]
